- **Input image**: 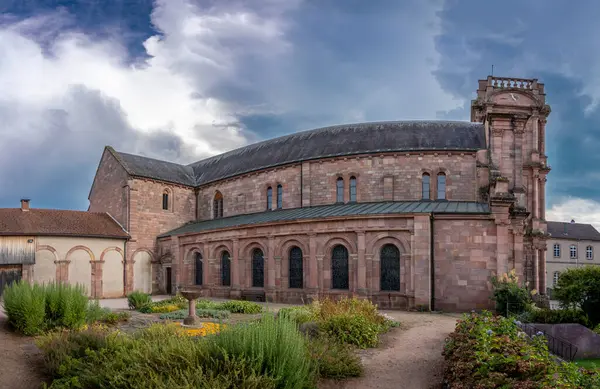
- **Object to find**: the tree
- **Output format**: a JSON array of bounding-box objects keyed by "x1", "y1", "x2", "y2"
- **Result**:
[{"x1": 554, "y1": 266, "x2": 600, "y2": 326}]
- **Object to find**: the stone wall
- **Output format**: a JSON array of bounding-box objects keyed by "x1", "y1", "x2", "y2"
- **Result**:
[
  {"x1": 195, "y1": 151, "x2": 480, "y2": 221},
  {"x1": 433, "y1": 217, "x2": 497, "y2": 311},
  {"x1": 88, "y1": 149, "x2": 129, "y2": 228}
]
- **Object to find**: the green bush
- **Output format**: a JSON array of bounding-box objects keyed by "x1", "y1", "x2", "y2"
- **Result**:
[
  {"x1": 219, "y1": 300, "x2": 263, "y2": 314},
  {"x1": 152, "y1": 294, "x2": 188, "y2": 309},
  {"x1": 595, "y1": 324, "x2": 600, "y2": 335},
  {"x1": 159, "y1": 308, "x2": 230, "y2": 320},
  {"x1": 520, "y1": 307, "x2": 590, "y2": 326},
  {"x1": 554, "y1": 267, "x2": 600, "y2": 326},
  {"x1": 3, "y1": 281, "x2": 47, "y2": 335},
  {"x1": 195, "y1": 299, "x2": 223, "y2": 310},
  {"x1": 127, "y1": 291, "x2": 152, "y2": 310},
  {"x1": 37, "y1": 315, "x2": 317, "y2": 389},
  {"x1": 102, "y1": 311, "x2": 130, "y2": 325},
  {"x1": 86, "y1": 300, "x2": 110, "y2": 323},
  {"x1": 44, "y1": 283, "x2": 88, "y2": 329},
  {"x1": 277, "y1": 306, "x2": 315, "y2": 325},
  {"x1": 206, "y1": 313, "x2": 317, "y2": 388},
  {"x1": 320, "y1": 313, "x2": 380, "y2": 348},
  {"x1": 3, "y1": 281, "x2": 89, "y2": 335},
  {"x1": 490, "y1": 269, "x2": 533, "y2": 316},
  {"x1": 442, "y1": 311, "x2": 600, "y2": 388},
  {"x1": 308, "y1": 335, "x2": 363, "y2": 379}
]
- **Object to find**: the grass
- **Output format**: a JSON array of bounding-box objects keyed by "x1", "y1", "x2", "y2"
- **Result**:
[{"x1": 575, "y1": 359, "x2": 600, "y2": 370}]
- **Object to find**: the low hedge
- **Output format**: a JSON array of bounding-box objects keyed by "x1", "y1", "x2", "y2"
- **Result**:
[
  {"x1": 518, "y1": 307, "x2": 590, "y2": 327},
  {"x1": 443, "y1": 311, "x2": 600, "y2": 388}
]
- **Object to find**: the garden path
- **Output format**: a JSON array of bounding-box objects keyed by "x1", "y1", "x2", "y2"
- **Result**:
[{"x1": 319, "y1": 311, "x2": 458, "y2": 389}]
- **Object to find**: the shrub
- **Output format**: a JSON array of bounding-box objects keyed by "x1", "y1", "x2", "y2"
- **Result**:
[
  {"x1": 38, "y1": 315, "x2": 317, "y2": 389},
  {"x1": 102, "y1": 311, "x2": 130, "y2": 325},
  {"x1": 490, "y1": 269, "x2": 533, "y2": 316},
  {"x1": 277, "y1": 306, "x2": 315, "y2": 325},
  {"x1": 150, "y1": 304, "x2": 181, "y2": 313},
  {"x1": 219, "y1": 300, "x2": 263, "y2": 314},
  {"x1": 3, "y1": 281, "x2": 89, "y2": 335},
  {"x1": 195, "y1": 299, "x2": 223, "y2": 310},
  {"x1": 152, "y1": 294, "x2": 187, "y2": 309},
  {"x1": 44, "y1": 283, "x2": 88, "y2": 329},
  {"x1": 320, "y1": 313, "x2": 380, "y2": 348},
  {"x1": 206, "y1": 313, "x2": 317, "y2": 388},
  {"x1": 308, "y1": 335, "x2": 363, "y2": 379},
  {"x1": 442, "y1": 311, "x2": 600, "y2": 388},
  {"x1": 86, "y1": 300, "x2": 110, "y2": 323},
  {"x1": 554, "y1": 267, "x2": 600, "y2": 326},
  {"x1": 521, "y1": 307, "x2": 590, "y2": 326},
  {"x1": 159, "y1": 309, "x2": 230, "y2": 320},
  {"x1": 3, "y1": 281, "x2": 47, "y2": 335},
  {"x1": 127, "y1": 291, "x2": 152, "y2": 310}
]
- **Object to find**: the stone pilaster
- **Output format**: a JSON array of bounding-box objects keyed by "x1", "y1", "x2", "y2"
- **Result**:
[
  {"x1": 230, "y1": 239, "x2": 241, "y2": 298},
  {"x1": 357, "y1": 231, "x2": 367, "y2": 295},
  {"x1": 266, "y1": 236, "x2": 276, "y2": 301},
  {"x1": 307, "y1": 233, "x2": 318, "y2": 291},
  {"x1": 413, "y1": 215, "x2": 431, "y2": 310}
]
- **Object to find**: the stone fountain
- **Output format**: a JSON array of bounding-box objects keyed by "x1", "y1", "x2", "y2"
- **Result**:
[{"x1": 179, "y1": 289, "x2": 203, "y2": 326}]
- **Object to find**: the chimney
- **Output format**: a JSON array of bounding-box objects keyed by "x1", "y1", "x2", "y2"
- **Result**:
[{"x1": 21, "y1": 199, "x2": 30, "y2": 211}]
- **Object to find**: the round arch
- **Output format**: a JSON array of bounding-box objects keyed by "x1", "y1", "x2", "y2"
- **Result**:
[
  {"x1": 277, "y1": 238, "x2": 309, "y2": 259},
  {"x1": 34, "y1": 245, "x2": 58, "y2": 284},
  {"x1": 66, "y1": 245, "x2": 95, "y2": 262},
  {"x1": 321, "y1": 236, "x2": 356, "y2": 258},
  {"x1": 132, "y1": 248, "x2": 154, "y2": 294},
  {"x1": 100, "y1": 247, "x2": 125, "y2": 298},
  {"x1": 239, "y1": 240, "x2": 268, "y2": 259},
  {"x1": 66, "y1": 245, "x2": 94, "y2": 296},
  {"x1": 209, "y1": 242, "x2": 233, "y2": 259},
  {"x1": 366, "y1": 234, "x2": 409, "y2": 256}
]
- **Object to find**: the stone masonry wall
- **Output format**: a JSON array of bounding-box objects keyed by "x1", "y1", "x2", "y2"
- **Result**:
[
  {"x1": 195, "y1": 151, "x2": 479, "y2": 221},
  {"x1": 88, "y1": 149, "x2": 129, "y2": 227},
  {"x1": 433, "y1": 217, "x2": 497, "y2": 311}
]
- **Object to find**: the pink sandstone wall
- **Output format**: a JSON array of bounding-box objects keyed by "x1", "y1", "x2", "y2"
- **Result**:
[
  {"x1": 88, "y1": 149, "x2": 129, "y2": 227},
  {"x1": 195, "y1": 151, "x2": 480, "y2": 221},
  {"x1": 433, "y1": 217, "x2": 497, "y2": 311}
]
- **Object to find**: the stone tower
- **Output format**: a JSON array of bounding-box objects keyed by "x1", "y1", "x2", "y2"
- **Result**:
[{"x1": 471, "y1": 76, "x2": 552, "y2": 293}]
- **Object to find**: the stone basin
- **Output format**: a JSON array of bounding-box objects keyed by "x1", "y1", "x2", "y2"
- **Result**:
[
  {"x1": 179, "y1": 289, "x2": 203, "y2": 326},
  {"x1": 179, "y1": 290, "x2": 203, "y2": 300}
]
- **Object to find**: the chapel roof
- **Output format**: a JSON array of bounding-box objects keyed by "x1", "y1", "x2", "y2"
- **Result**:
[{"x1": 110, "y1": 120, "x2": 486, "y2": 187}]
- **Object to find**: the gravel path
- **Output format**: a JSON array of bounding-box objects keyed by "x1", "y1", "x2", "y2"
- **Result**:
[{"x1": 320, "y1": 312, "x2": 458, "y2": 389}]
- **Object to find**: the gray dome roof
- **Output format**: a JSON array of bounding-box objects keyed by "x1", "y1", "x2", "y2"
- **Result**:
[{"x1": 113, "y1": 120, "x2": 486, "y2": 187}]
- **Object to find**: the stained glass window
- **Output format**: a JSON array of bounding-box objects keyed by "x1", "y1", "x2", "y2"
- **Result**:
[
  {"x1": 195, "y1": 252, "x2": 203, "y2": 286},
  {"x1": 221, "y1": 251, "x2": 231, "y2": 286},
  {"x1": 252, "y1": 249, "x2": 264, "y2": 287}
]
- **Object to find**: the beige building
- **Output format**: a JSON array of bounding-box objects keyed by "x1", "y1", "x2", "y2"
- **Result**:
[
  {"x1": 546, "y1": 220, "x2": 600, "y2": 294},
  {"x1": 0, "y1": 199, "x2": 130, "y2": 298}
]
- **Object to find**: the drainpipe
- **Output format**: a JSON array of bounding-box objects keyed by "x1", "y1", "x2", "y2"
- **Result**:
[
  {"x1": 430, "y1": 213, "x2": 435, "y2": 311},
  {"x1": 300, "y1": 164, "x2": 303, "y2": 207}
]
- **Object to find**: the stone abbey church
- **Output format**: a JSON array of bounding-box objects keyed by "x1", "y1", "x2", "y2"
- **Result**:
[{"x1": 87, "y1": 76, "x2": 551, "y2": 311}]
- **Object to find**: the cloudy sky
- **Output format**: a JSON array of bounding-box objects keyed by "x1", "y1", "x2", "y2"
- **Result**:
[{"x1": 0, "y1": 0, "x2": 598, "y2": 227}]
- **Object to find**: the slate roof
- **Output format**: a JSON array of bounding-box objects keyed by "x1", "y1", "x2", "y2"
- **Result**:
[
  {"x1": 547, "y1": 221, "x2": 600, "y2": 242},
  {"x1": 111, "y1": 120, "x2": 486, "y2": 187},
  {"x1": 0, "y1": 208, "x2": 130, "y2": 239},
  {"x1": 159, "y1": 201, "x2": 491, "y2": 237}
]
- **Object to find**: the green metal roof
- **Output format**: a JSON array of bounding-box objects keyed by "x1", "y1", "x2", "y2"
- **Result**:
[{"x1": 159, "y1": 201, "x2": 491, "y2": 238}]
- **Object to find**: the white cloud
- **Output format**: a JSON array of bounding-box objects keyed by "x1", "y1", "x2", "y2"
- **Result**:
[
  {"x1": 547, "y1": 197, "x2": 600, "y2": 231},
  {"x1": 0, "y1": 0, "x2": 463, "y2": 208}
]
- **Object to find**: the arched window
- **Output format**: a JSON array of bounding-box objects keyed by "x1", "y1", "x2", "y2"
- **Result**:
[
  {"x1": 252, "y1": 248, "x2": 264, "y2": 287},
  {"x1": 349, "y1": 176, "x2": 357, "y2": 202},
  {"x1": 570, "y1": 245, "x2": 577, "y2": 259},
  {"x1": 586, "y1": 245, "x2": 594, "y2": 260},
  {"x1": 336, "y1": 177, "x2": 344, "y2": 203},
  {"x1": 553, "y1": 271, "x2": 560, "y2": 286},
  {"x1": 380, "y1": 244, "x2": 400, "y2": 291},
  {"x1": 422, "y1": 173, "x2": 430, "y2": 200},
  {"x1": 289, "y1": 246, "x2": 303, "y2": 289},
  {"x1": 331, "y1": 245, "x2": 349, "y2": 289},
  {"x1": 277, "y1": 184, "x2": 283, "y2": 209},
  {"x1": 213, "y1": 191, "x2": 223, "y2": 219},
  {"x1": 553, "y1": 243, "x2": 561, "y2": 258},
  {"x1": 221, "y1": 251, "x2": 231, "y2": 286},
  {"x1": 266, "y1": 187, "x2": 273, "y2": 210},
  {"x1": 162, "y1": 190, "x2": 169, "y2": 210},
  {"x1": 437, "y1": 173, "x2": 446, "y2": 200},
  {"x1": 195, "y1": 252, "x2": 203, "y2": 286}
]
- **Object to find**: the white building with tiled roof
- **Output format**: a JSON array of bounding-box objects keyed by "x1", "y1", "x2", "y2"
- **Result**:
[{"x1": 546, "y1": 220, "x2": 600, "y2": 295}]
